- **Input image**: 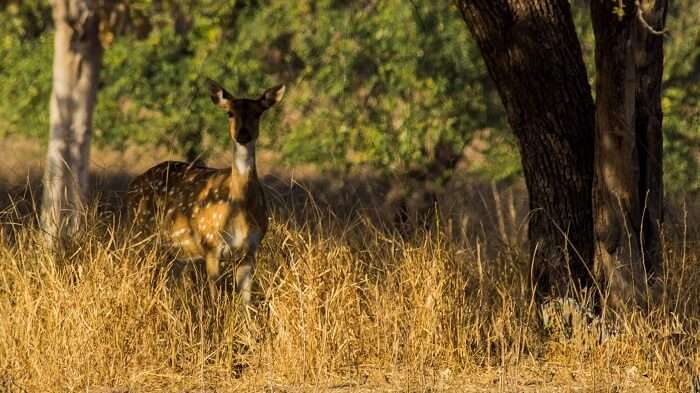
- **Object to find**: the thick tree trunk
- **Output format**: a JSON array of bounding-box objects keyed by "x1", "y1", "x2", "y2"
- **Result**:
[
  {"x1": 457, "y1": 0, "x2": 596, "y2": 296},
  {"x1": 590, "y1": 0, "x2": 666, "y2": 308},
  {"x1": 41, "y1": 0, "x2": 102, "y2": 246}
]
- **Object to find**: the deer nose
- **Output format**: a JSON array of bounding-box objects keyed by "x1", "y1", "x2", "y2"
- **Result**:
[{"x1": 236, "y1": 128, "x2": 253, "y2": 144}]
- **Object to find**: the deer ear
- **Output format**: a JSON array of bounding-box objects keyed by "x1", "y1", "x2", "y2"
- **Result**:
[
  {"x1": 260, "y1": 84, "x2": 286, "y2": 109},
  {"x1": 206, "y1": 78, "x2": 233, "y2": 111}
]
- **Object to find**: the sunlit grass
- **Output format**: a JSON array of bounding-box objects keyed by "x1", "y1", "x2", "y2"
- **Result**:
[{"x1": 0, "y1": 195, "x2": 697, "y2": 392}]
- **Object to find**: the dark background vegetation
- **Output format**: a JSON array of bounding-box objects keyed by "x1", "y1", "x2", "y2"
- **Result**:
[{"x1": 1, "y1": 0, "x2": 697, "y2": 194}]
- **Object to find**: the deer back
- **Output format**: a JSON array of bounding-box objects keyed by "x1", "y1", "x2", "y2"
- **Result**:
[{"x1": 127, "y1": 161, "x2": 268, "y2": 259}]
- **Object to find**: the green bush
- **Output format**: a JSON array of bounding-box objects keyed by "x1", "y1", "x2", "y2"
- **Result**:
[{"x1": 0, "y1": 0, "x2": 697, "y2": 193}]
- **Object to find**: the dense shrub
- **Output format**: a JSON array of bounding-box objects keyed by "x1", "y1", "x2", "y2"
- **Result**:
[{"x1": 0, "y1": 0, "x2": 697, "y2": 192}]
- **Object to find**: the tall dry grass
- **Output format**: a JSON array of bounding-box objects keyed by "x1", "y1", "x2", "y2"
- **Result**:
[{"x1": 0, "y1": 188, "x2": 698, "y2": 392}]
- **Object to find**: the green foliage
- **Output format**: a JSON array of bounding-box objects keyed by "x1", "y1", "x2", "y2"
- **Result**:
[
  {"x1": 0, "y1": 0, "x2": 697, "y2": 193},
  {"x1": 0, "y1": 0, "x2": 511, "y2": 174},
  {"x1": 661, "y1": 1, "x2": 700, "y2": 194},
  {"x1": 1, "y1": 0, "x2": 51, "y2": 39},
  {"x1": 0, "y1": 31, "x2": 52, "y2": 141}
]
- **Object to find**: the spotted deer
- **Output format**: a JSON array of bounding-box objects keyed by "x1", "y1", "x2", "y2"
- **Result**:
[{"x1": 127, "y1": 79, "x2": 285, "y2": 304}]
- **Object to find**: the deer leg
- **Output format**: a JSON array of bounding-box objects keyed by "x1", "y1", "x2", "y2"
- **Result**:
[
  {"x1": 205, "y1": 252, "x2": 221, "y2": 299},
  {"x1": 235, "y1": 250, "x2": 256, "y2": 306},
  {"x1": 205, "y1": 251, "x2": 221, "y2": 279}
]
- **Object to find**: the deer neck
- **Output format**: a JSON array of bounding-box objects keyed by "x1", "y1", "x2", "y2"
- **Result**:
[{"x1": 230, "y1": 141, "x2": 257, "y2": 196}]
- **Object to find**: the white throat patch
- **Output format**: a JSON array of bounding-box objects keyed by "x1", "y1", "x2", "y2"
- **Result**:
[{"x1": 233, "y1": 142, "x2": 255, "y2": 176}]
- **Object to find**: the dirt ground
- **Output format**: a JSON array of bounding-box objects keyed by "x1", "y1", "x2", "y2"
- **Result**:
[{"x1": 81, "y1": 364, "x2": 658, "y2": 392}]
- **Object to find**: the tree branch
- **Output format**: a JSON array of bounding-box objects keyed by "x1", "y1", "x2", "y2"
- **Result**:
[{"x1": 635, "y1": 0, "x2": 668, "y2": 36}]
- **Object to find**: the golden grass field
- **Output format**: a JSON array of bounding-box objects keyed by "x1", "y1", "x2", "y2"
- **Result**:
[{"x1": 0, "y1": 137, "x2": 698, "y2": 392}]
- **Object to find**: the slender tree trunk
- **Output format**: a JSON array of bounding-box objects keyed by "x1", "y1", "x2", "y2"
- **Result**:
[
  {"x1": 590, "y1": 0, "x2": 666, "y2": 308},
  {"x1": 457, "y1": 0, "x2": 596, "y2": 297},
  {"x1": 41, "y1": 0, "x2": 102, "y2": 246},
  {"x1": 636, "y1": 0, "x2": 666, "y2": 278}
]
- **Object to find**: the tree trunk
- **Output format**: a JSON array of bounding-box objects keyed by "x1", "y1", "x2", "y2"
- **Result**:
[
  {"x1": 590, "y1": 0, "x2": 666, "y2": 308},
  {"x1": 41, "y1": 0, "x2": 102, "y2": 247},
  {"x1": 457, "y1": 0, "x2": 596, "y2": 297}
]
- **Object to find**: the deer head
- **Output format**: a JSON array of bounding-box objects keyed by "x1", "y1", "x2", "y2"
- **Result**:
[{"x1": 206, "y1": 79, "x2": 286, "y2": 145}]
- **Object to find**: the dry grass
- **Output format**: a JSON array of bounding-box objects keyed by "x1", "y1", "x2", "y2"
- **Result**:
[
  {"x1": 0, "y1": 140, "x2": 698, "y2": 391},
  {"x1": 0, "y1": 192, "x2": 698, "y2": 392}
]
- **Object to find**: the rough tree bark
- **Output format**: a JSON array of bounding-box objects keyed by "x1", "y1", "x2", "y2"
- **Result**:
[
  {"x1": 41, "y1": 0, "x2": 102, "y2": 246},
  {"x1": 590, "y1": 0, "x2": 667, "y2": 308},
  {"x1": 456, "y1": 0, "x2": 596, "y2": 296}
]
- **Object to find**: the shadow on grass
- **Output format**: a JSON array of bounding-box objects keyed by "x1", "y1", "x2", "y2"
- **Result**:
[
  {"x1": 0, "y1": 167, "x2": 533, "y2": 251},
  {"x1": 1, "y1": 166, "x2": 697, "y2": 254}
]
